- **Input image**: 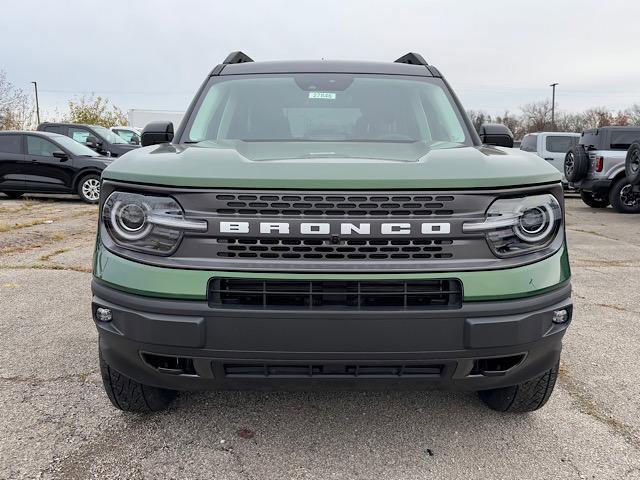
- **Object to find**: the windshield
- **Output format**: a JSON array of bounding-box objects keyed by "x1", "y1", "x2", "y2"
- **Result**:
[
  {"x1": 53, "y1": 134, "x2": 102, "y2": 156},
  {"x1": 183, "y1": 74, "x2": 471, "y2": 158},
  {"x1": 93, "y1": 125, "x2": 127, "y2": 144}
]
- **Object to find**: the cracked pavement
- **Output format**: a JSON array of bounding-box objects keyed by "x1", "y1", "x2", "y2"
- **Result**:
[{"x1": 1, "y1": 194, "x2": 639, "y2": 479}]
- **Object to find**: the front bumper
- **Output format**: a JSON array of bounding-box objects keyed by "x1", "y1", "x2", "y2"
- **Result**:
[{"x1": 92, "y1": 279, "x2": 572, "y2": 392}]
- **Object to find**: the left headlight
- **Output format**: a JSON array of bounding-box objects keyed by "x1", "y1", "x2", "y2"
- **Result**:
[
  {"x1": 102, "y1": 191, "x2": 207, "y2": 255},
  {"x1": 463, "y1": 194, "x2": 562, "y2": 258}
]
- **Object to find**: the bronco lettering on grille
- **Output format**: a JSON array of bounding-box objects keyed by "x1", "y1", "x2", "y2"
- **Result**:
[{"x1": 219, "y1": 221, "x2": 451, "y2": 235}]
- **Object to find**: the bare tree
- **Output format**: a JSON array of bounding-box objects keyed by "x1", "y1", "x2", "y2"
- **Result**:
[
  {"x1": 466, "y1": 110, "x2": 492, "y2": 133},
  {"x1": 624, "y1": 104, "x2": 640, "y2": 125},
  {"x1": 495, "y1": 111, "x2": 523, "y2": 138},
  {"x1": 0, "y1": 71, "x2": 34, "y2": 130},
  {"x1": 581, "y1": 107, "x2": 613, "y2": 129},
  {"x1": 520, "y1": 100, "x2": 552, "y2": 133}
]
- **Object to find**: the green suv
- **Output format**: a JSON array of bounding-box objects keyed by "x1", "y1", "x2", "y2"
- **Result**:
[{"x1": 92, "y1": 52, "x2": 572, "y2": 413}]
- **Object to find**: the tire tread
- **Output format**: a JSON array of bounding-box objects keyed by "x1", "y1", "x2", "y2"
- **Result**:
[
  {"x1": 99, "y1": 350, "x2": 175, "y2": 413},
  {"x1": 479, "y1": 363, "x2": 559, "y2": 413}
]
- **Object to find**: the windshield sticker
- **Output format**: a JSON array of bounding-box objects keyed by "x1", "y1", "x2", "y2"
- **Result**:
[{"x1": 308, "y1": 92, "x2": 336, "y2": 100}]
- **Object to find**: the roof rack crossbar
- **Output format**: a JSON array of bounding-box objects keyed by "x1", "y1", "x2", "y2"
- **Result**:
[
  {"x1": 394, "y1": 52, "x2": 428, "y2": 66},
  {"x1": 223, "y1": 51, "x2": 254, "y2": 64}
]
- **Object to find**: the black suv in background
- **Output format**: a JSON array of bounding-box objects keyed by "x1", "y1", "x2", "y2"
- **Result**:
[
  {"x1": 37, "y1": 123, "x2": 139, "y2": 158},
  {"x1": 0, "y1": 131, "x2": 112, "y2": 203}
]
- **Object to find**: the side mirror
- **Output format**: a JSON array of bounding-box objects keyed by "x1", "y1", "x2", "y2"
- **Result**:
[
  {"x1": 130, "y1": 136, "x2": 140, "y2": 145},
  {"x1": 52, "y1": 151, "x2": 69, "y2": 161},
  {"x1": 85, "y1": 135, "x2": 99, "y2": 149},
  {"x1": 141, "y1": 121, "x2": 174, "y2": 147},
  {"x1": 479, "y1": 123, "x2": 514, "y2": 148}
]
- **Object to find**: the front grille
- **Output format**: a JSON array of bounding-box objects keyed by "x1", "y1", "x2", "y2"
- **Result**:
[
  {"x1": 223, "y1": 363, "x2": 443, "y2": 378},
  {"x1": 214, "y1": 193, "x2": 456, "y2": 217},
  {"x1": 216, "y1": 238, "x2": 455, "y2": 260},
  {"x1": 208, "y1": 278, "x2": 463, "y2": 310}
]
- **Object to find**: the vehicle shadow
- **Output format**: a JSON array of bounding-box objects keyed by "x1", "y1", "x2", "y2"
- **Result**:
[{"x1": 117, "y1": 388, "x2": 546, "y2": 477}]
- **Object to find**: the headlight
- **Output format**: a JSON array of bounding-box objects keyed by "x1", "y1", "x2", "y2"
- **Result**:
[
  {"x1": 102, "y1": 191, "x2": 207, "y2": 255},
  {"x1": 463, "y1": 194, "x2": 562, "y2": 258}
]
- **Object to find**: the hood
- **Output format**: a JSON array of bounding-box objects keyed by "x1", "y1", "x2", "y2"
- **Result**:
[{"x1": 102, "y1": 141, "x2": 561, "y2": 189}]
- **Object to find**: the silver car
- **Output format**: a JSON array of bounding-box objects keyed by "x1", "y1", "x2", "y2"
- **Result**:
[{"x1": 566, "y1": 126, "x2": 640, "y2": 213}]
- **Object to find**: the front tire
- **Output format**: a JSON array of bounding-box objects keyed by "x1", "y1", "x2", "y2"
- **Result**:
[
  {"x1": 478, "y1": 363, "x2": 559, "y2": 412},
  {"x1": 3, "y1": 191, "x2": 23, "y2": 199},
  {"x1": 609, "y1": 177, "x2": 640, "y2": 214},
  {"x1": 77, "y1": 174, "x2": 101, "y2": 204},
  {"x1": 99, "y1": 350, "x2": 177, "y2": 413},
  {"x1": 580, "y1": 190, "x2": 610, "y2": 208}
]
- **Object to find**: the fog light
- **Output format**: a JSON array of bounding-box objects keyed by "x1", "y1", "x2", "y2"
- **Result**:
[
  {"x1": 96, "y1": 307, "x2": 113, "y2": 322},
  {"x1": 552, "y1": 309, "x2": 569, "y2": 324}
]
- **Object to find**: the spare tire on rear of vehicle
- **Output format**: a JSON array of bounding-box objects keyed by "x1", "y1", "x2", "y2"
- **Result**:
[
  {"x1": 625, "y1": 141, "x2": 640, "y2": 185},
  {"x1": 564, "y1": 145, "x2": 589, "y2": 182}
]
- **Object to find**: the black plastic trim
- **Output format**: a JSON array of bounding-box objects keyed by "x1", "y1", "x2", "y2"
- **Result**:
[{"x1": 93, "y1": 280, "x2": 571, "y2": 391}]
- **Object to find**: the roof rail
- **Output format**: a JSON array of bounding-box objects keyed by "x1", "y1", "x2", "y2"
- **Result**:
[
  {"x1": 394, "y1": 52, "x2": 428, "y2": 66},
  {"x1": 223, "y1": 51, "x2": 254, "y2": 64}
]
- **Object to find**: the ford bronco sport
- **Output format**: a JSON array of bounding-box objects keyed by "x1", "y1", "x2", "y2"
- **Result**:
[
  {"x1": 565, "y1": 126, "x2": 640, "y2": 213},
  {"x1": 92, "y1": 52, "x2": 572, "y2": 413}
]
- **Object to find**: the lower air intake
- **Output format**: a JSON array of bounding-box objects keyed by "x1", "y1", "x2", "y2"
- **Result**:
[
  {"x1": 208, "y1": 278, "x2": 462, "y2": 310},
  {"x1": 223, "y1": 363, "x2": 444, "y2": 378}
]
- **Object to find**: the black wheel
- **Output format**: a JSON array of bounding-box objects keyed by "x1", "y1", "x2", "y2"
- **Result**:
[
  {"x1": 626, "y1": 142, "x2": 640, "y2": 185},
  {"x1": 77, "y1": 174, "x2": 101, "y2": 203},
  {"x1": 564, "y1": 146, "x2": 589, "y2": 182},
  {"x1": 609, "y1": 177, "x2": 640, "y2": 214},
  {"x1": 99, "y1": 349, "x2": 176, "y2": 412},
  {"x1": 580, "y1": 190, "x2": 610, "y2": 208},
  {"x1": 2, "y1": 191, "x2": 23, "y2": 199},
  {"x1": 478, "y1": 363, "x2": 559, "y2": 413}
]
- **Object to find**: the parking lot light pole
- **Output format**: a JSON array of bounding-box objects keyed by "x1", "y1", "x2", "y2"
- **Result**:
[
  {"x1": 550, "y1": 83, "x2": 558, "y2": 131},
  {"x1": 31, "y1": 81, "x2": 40, "y2": 126}
]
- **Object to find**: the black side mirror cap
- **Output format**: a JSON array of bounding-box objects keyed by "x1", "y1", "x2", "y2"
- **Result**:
[
  {"x1": 85, "y1": 135, "x2": 99, "y2": 148},
  {"x1": 52, "y1": 151, "x2": 69, "y2": 160},
  {"x1": 479, "y1": 123, "x2": 514, "y2": 148},
  {"x1": 141, "y1": 121, "x2": 174, "y2": 147}
]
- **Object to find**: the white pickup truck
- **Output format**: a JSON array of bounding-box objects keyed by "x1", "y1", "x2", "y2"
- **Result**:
[{"x1": 520, "y1": 132, "x2": 580, "y2": 184}]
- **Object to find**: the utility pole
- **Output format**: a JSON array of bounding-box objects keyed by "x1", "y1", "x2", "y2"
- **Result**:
[
  {"x1": 31, "y1": 81, "x2": 40, "y2": 125},
  {"x1": 550, "y1": 83, "x2": 558, "y2": 131}
]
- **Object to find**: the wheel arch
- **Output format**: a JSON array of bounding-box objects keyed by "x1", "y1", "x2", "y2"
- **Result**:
[
  {"x1": 72, "y1": 168, "x2": 103, "y2": 190},
  {"x1": 609, "y1": 168, "x2": 627, "y2": 184}
]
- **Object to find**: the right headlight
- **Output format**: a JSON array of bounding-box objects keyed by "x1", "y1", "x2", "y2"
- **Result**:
[
  {"x1": 102, "y1": 191, "x2": 207, "y2": 255},
  {"x1": 463, "y1": 194, "x2": 562, "y2": 258}
]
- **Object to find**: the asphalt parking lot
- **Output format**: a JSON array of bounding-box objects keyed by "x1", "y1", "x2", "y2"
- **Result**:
[{"x1": 1, "y1": 194, "x2": 639, "y2": 480}]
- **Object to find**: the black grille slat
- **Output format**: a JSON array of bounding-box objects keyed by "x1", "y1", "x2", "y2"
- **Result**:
[
  {"x1": 216, "y1": 238, "x2": 455, "y2": 260},
  {"x1": 209, "y1": 278, "x2": 462, "y2": 310},
  {"x1": 223, "y1": 363, "x2": 443, "y2": 378},
  {"x1": 215, "y1": 192, "x2": 455, "y2": 217}
]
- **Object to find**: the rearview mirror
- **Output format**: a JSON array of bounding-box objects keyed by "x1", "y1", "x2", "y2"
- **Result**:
[
  {"x1": 479, "y1": 123, "x2": 514, "y2": 148},
  {"x1": 141, "y1": 121, "x2": 174, "y2": 147}
]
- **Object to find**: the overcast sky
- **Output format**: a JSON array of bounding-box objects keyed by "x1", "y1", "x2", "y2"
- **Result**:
[{"x1": 2, "y1": 0, "x2": 639, "y2": 120}]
